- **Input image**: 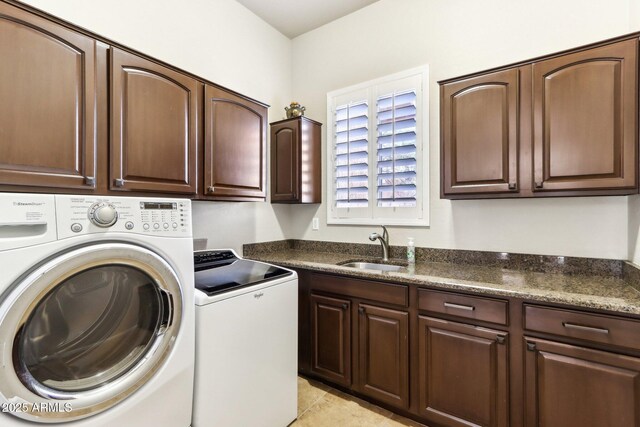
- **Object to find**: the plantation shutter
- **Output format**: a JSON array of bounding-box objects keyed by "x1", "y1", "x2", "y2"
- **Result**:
[
  {"x1": 335, "y1": 100, "x2": 369, "y2": 208},
  {"x1": 376, "y1": 89, "x2": 417, "y2": 207},
  {"x1": 327, "y1": 66, "x2": 428, "y2": 225}
]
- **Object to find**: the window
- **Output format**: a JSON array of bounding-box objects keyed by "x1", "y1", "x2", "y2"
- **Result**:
[{"x1": 327, "y1": 67, "x2": 429, "y2": 226}]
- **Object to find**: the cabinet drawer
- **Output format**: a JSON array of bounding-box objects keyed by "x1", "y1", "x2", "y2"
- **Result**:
[
  {"x1": 310, "y1": 273, "x2": 408, "y2": 307},
  {"x1": 524, "y1": 305, "x2": 640, "y2": 351},
  {"x1": 418, "y1": 289, "x2": 508, "y2": 325}
]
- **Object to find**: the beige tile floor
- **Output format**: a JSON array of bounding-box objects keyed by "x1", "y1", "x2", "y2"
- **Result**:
[{"x1": 292, "y1": 377, "x2": 427, "y2": 427}]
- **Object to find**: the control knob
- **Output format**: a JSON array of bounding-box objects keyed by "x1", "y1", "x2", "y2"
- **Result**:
[{"x1": 89, "y1": 202, "x2": 118, "y2": 227}]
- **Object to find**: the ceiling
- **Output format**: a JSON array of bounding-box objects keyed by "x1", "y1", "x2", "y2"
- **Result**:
[{"x1": 236, "y1": 0, "x2": 381, "y2": 38}]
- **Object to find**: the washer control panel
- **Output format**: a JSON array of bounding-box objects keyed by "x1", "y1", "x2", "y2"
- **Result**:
[{"x1": 56, "y1": 196, "x2": 191, "y2": 239}]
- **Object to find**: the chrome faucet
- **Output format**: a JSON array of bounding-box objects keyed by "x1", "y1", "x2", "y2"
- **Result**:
[{"x1": 369, "y1": 226, "x2": 390, "y2": 262}]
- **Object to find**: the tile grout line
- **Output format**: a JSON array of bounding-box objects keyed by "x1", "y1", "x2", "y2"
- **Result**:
[{"x1": 296, "y1": 389, "x2": 328, "y2": 420}]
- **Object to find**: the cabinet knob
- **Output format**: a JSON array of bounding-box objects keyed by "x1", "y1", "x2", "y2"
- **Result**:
[
  {"x1": 358, "y1": 306, "x2": 365, "y2": 314},
  {"x1": 207, "y1": 186, "x2": 215, "y2": 194},
  {"x1": 534, "y1": 181, "x2": 543, "y2": 189},
  {"x1": 114, "y1": 178, "x2": 125, "y2": 187},
  {"x1": 85, "y1": 176, "x2": 96, "y2": 186},
  {"x1": 508, "y1": 182, "x2": 517, "y2": 190},
  {"x1": 341, "y1": 303, "x2": 348, "y2": 310}
]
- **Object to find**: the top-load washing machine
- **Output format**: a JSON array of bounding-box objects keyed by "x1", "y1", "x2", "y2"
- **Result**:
[{"x1": 0, "y1": 193, "x2": 194, "y2": 426}]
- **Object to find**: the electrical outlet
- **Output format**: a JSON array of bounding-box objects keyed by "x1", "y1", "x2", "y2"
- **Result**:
[{"x1": 312, "y1": 218, "x2": 319, "y2": 230}]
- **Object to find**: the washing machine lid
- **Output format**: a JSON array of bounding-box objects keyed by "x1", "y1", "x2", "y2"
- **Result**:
[
  {"x1": 194, "y1": 250, "x2": 292, "y2": 296},
  {"x1": 0, "y1": 242, "x2": 183, "y2": 423}
]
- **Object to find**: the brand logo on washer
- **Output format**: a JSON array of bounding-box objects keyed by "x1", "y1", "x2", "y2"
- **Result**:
[{"x1": 13, "y1": 202, "x2": 45, "y2": 206}]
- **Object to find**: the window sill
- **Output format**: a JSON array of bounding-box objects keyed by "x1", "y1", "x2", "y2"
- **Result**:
[{"x1": 327, "y1": 218, "x2": 429, "y2": 227}]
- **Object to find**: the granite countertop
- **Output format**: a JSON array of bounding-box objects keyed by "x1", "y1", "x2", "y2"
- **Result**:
[{"x1": 247, "y1": 248, "x2": 640, "y2": 316}]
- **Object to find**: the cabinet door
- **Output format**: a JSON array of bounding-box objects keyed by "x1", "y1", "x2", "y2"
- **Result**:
[
  {"x1": 204, "y1": 85, "x2": 267, "y2": 200},
  {"x1": 110, "y1": 48, "x2": 199, "y2": 194},
  {"x1": 525, "y1": 338, "x2": 640, "y2": 427},
  {"x1": 357, "y1": 304, "x2": 409, "y2": 409},
  {"x1": 270, "y1": 120, "x2": 300, "y2": 202},
  {"x1": 532, "y1": 39, "x2": 637, "y2": 192},
  {"x1": 0, "y1": 2, "x2": 98, "y2": 190},
  {"x1": 310, "y1": 294, "x2": 351, "y2": 387},
  {"x1": 441, "y1": 68, "x2": 519, "y2": 196},
  {"x1": 418, "y1": 316, "x2": 509, "y2": 427}
]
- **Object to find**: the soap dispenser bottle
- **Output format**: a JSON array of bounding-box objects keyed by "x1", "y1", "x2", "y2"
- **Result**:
[{"x1": 407, "y1": 237, "x2": 415, "y2": 265}]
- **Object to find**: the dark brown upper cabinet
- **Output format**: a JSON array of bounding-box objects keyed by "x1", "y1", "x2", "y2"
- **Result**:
[
  {"x1": 532, "y1": 39, "x2": 637, "y2": 193},
  {"x1": 202, "y1": 85, "x2": 267, "y2": 201},
  {"x1": 440, "y1": 37, "x2": 639, "y2": 199},
  {"x1": 110, "y1": 47, "x2": 200, "y2": 194},
  {"x1": 0, "y1": 2, "x2": 100, "y2": 191},
  {"x1": 441, "y1": 68, "x2": 519, "y2": 196},
  {"x1": 270, "y1": 117, "x2": 322, "y2": 204},
  {"x1": 0, "y1": 0, "x2": 271, "y2": 200}
]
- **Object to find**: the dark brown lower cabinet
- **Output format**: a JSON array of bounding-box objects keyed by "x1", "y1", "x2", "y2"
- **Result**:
[
  {"x1": 524, "y1": 338, "x2": 640, "y2": 427},
  {"x1": 418, "y1": 316, "x2": 509, "y2": 427},
  {"x1": 357, "y1": 304, "x2": 409, "y2": 409},
  {"x1": 300, "y1": 271, "x2": 640, "y2": 427},
  {"x1": 310, "y1": 294, "x2": 351, "y2": 387},
  {"x1": 297, "y1": 269, "x2": 311, "y2": 375}
]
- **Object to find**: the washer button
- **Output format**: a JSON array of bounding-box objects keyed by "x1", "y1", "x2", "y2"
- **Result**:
[
  {"x1": 71, "y1": 223, "x2": 83, "y2": 233},
  {"x1": 153, "y1": 223, "x2": 160, "y2": 229},
  {"x1": 125, "y1": 221, "x2": 134, "y2": 230},
  {"x1": 172, "y1": 222, "x2": 178, "y2": 228},
  {"x1": 143, "y1": 223, "x2": 150, "y2": 230},
  {"x1": 163, "y1": 223, "x2": 169, "y2": 229}
]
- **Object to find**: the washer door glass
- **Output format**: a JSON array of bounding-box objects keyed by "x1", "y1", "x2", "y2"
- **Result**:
[
  {"x1": 18, "y1": 265, "x2": 166, "y2": 392},
  {"x1": 0, "y1": 243, "x2": 183, "y2": 423}
]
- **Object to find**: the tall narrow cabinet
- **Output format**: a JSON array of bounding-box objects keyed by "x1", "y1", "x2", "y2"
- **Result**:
[{"x1": 270, "y1": 117, "x2": 322, "y2": 203}]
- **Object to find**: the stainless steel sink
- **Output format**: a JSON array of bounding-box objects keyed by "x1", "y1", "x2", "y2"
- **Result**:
[{"x1": 339, "y1": 261, "x2": 403, "y2": 272}]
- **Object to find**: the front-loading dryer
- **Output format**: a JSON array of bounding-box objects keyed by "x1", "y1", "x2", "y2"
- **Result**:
[{"x1": 0, "y1": 193, "x2": 194, "y2": 426}]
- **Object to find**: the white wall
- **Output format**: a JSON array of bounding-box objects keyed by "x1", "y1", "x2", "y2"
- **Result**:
[
  {"x1": 632, "y1": 0, "x2": 640, "y2": 30},
  {"x1": 19, "y1": 0, "x2": 293, "y2": 253},
  {"x1": 291, "y1": 0, "x2": 634, "y2": 259}
]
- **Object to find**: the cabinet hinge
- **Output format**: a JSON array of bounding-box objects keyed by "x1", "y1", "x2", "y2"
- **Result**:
[{"x1": 526, "y1": 342, "x2": 537, "y2": 352}]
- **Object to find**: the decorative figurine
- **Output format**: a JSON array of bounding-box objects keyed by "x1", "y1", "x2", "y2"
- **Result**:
[{"x1": 285, "y1": 102, "x2": 306, "y2": 118}]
